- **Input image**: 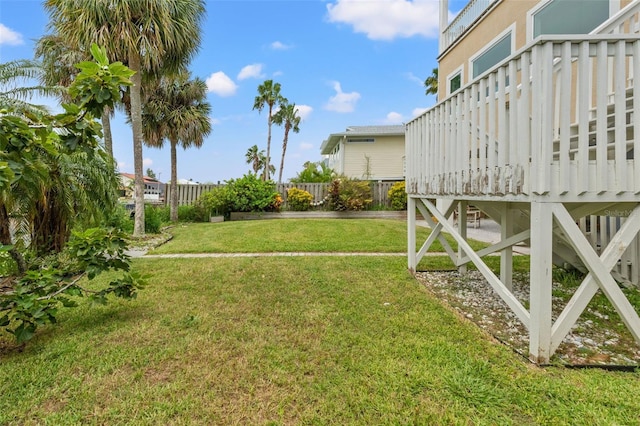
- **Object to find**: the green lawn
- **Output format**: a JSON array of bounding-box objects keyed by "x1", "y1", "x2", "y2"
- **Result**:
[
  {"x1": 150, "y1": 219, "x2": 488, "y2": 254},
  {"x1": 1, "y1": 221, "x2": 639, "y2": 424}
]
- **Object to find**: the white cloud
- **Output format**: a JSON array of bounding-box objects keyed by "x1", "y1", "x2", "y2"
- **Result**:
[
  {"x1": 295, "y1": 104, "x2": 313, "y2": 121},
  {"x1": 210, "y1": 117, "x2": 221, "y2": 125},
  {"x1": 412, "y1": 107, "x2": 428, "y2": 117},
  {"x1": 143, "y1": 158, "x2": 153, "y2": 168},
  {"x1": 383, "y1": 112, "x2": 404, "y2": 124},
  {"x1": 299, "y1": 142, "x2": 314, "y2": 151},
  {"x1": 237, "y1": 63, "x2": 265, "y2": 81},
  {"x1": 0, "y1": 24, "x2": 23, "y2": 45},
  {"x1": 405, "y1": 71, "x2": 425, "y2": 86},
  {"x1": 205, "y1": 71, "x2": 238, "y2": 97},
  {"x1": 324, "y1": 81, "x2": 360, "y2": 113},
  {"x1": 117, "y1": 161, "x2": 127, "y2": 171},
  {"x1": 272, "y1": 71, "x2": 284, "y2": 77},
  {"x1": 270, "y1": 41, "x2": 293, "y2": 50},
  {"x1": 326, "y1": 0, "x2": 440, "y2": 41}
]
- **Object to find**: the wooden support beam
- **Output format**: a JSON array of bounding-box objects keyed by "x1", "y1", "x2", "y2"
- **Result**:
[
  {"x1": 421, "y1": 198, "x2": 530, "y2": 327},
  {"x1": 550, "y1": 203, "x2": 640, "y2": 353},
  {"x1": 500, "y1": 203, "x2": 514, "y2": 291},
  {"x1": 529, "y1": 202, "x2": 554, "y2": 364},
  {"x1": 408, "y1": 197, "x2": 417, "y2": 274},
  {"x1": 458, "y1": 230, "x2": 530, "y2": 265},
  {"x1": 458, "y1": 200, "x2": 468, "y2": 275},
  {"x1": 415, "y1": 199, "x2": 458, "y2": 262}
]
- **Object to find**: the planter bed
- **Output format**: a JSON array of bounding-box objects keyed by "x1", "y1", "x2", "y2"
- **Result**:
[{"x1": 229, "y1": 211, "x2": 407, "y2": 221}]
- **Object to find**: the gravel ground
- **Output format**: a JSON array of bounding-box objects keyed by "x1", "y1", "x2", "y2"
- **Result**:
[{"x1": 416, "y1": 270, "x2": 640, "y2": 366}]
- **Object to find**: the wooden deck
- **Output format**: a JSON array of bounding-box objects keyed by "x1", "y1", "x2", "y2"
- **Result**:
[{"x1": 406, "y1": 7, "x2": 640, "y2": 364}]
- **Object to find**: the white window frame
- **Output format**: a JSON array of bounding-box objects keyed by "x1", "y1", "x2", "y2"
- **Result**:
[
  {"x1": 526, "y1": 0, "x2": 620, "y2": 43},
  {"x1": 468, "y1": 23, "x2": 515, "y2": 82},
  {"x1": 446, "y1": 65, "x2": 464, "y2": 96}
]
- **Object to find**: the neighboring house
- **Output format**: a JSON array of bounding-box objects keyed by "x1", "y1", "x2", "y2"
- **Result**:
[
  {"x1": 119, "y1": 173, "x2": 165, "y2": 202},
  {"x1": 406, "y1": 0, "x2": 640, "y2": 363},
  {"x1": 320, "y1": 125, "x2": 405, "y2": 180}
]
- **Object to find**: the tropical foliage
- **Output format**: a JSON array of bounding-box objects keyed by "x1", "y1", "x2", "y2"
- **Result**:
[
  {"x1": 245, "y1": 144, "x2": 274, "y2": 179},
  {"x1": 286, "y1": 187, "x2": 313, "y2": 211},
  {"x1": 388, "y1": 181, "x2": 407, "y2": 210},
  {"x1": 45, "y1": 0, "x2": 207, "y2": 236},
  {"x1": 327, "y1": 177, "x2": 373, "y2": 211},
  {"x1": 142, "y1": 72, "x2": 212, "y2": 222},
  {"x1": 0, "y1": 45, "x2": 145, "y2": 344},
  {"x1": 272, "y1": 100, "x2": 301, "y2": 184},
  {"x1": 252, "y1": 79, "x2": 284, "y2": 181},
  {"x1": 290, "y1": 161, "x2": 335, "y2": 183},
  {"x1": 424, "y1": 67, "x2": 438, "y2": 96}
]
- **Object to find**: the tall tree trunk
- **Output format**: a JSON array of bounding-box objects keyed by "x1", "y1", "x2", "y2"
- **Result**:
[
  {"x1": 101, "y1": 107, "x2": 113, "y2": 158},
  {"x1": 0, "y1": 203, "x2": 26, "y2": 275},
  {"x1": 265, "y1": 104, "x2": 273, "y2": 181},
  {"x1": 129, "y1": 50, "x2": 146, "y2": 236},
  {"x1": 170, "y1": 140, "x2": 179, "y2": 222},
  {"x1": 278, "y1": 126, "x2": 290, "y2": 184}
]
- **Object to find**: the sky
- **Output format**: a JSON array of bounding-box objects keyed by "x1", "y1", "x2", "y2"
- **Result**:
[{"x1": 0, "y1": 0, "x2": 465, "y2": 183}]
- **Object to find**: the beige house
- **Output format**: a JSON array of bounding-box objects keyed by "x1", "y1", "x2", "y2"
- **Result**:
[
  {"x1": 406, "y1": 0, "x2": 640, "y2": 363},
  {"x1": 320, "y1": 125, "x2": 405, "y2": 180}
]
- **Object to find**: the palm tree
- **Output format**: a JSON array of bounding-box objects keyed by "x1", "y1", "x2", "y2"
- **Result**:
[
  {"x1": 45, "y1": 0, "x2": 206, "y2": 236},
  {"x1": 245, "y1": 145, "x2": 264, "y2": 174},
  {"x1": 35, "y1": 34, "x2": 117, "y2": 158},
  {"x1": 142, "y1": 73, "x2": 212, "y2": 222},
  {"x1": 0, "y1": 59, "x2": 59, "y2": 116},
  {"x1": 272, "y1": 101, "x2": 301, "y2": 184},
  {"x1": 424, "y1": 67, "x2": 438, "y2": 96},
  {"x1": 252, "y1": 79, "x2": 283, "y2": 181}
]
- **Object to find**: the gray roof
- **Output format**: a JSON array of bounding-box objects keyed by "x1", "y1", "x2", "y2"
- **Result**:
[{"x1": 320, "y1": 124, "x2": 405, "y2": 154}]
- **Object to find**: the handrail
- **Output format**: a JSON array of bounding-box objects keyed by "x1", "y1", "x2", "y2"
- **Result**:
[
  {"x1": 442, "y1": 0, "x2": 499, "y2": 53},
  {"x1": 590, "y1": 0, "x2": 640, "y2": 35}
]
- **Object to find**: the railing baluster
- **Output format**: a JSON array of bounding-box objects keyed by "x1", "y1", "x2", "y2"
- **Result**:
[
  {"x1": 596, "y1": 40, "x2": 609, "y2": 194},
  {"x1": 577, "y1": 40, "x2": 590, "y2": 195},
  {"x1": 614, "y1": 39, "x2": 628, "y2": 193},
  {"x1": 559, "y1": 41, "x2": 572, "y2": 195}
]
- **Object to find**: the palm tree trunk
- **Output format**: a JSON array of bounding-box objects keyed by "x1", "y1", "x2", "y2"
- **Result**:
[
  {"x1": 265, "y1": 105, "x2": 273, "y2": 181},
  {"x1": 101, "y1": 107, "x2": 113, "y2": 158},
  {"x1": 129, "y1": 50, "x2": 146, "y2": 236},
  {"x1": 278, "y1": 128, "x2": 290, "y2": 184},
  {"x1": 170, "y1": 140, "x2": 179, "y2": 222}
]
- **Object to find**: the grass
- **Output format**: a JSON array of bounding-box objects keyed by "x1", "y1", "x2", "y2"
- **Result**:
[
  {"x1": 150, "y1": 219, "x2": 488, "y2": 254},
  {"x1": 1, "y1": 220, "x2": 639, "y2": 424}
]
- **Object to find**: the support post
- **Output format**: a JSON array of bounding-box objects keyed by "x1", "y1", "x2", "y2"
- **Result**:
[
  {"x1": 458, "y1": 200, "x2": 467, "y2": 275},
  {"x1": 500, "y1": 203, "x2": 513, "y2": 291},
  {"x1": 529, "y1": 201, "x2": 553, "y2": 364},
  {"x1": 408, "y1": 196, "x2": 417, "y2": 274}
]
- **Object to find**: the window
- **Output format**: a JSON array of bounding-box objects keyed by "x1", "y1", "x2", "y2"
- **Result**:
[
  {"x1": 533, "y1": 0, "x2": 609, "y2": 38},
  {"x1": 347, "y1": 138, "x2": 375, "y2": 143},
  {"x1": 472, "y1": 33, "x2": 511, "y2": 79},
  {"x1": 449, "y1": 73, "x2": 461, "y2": 93}
]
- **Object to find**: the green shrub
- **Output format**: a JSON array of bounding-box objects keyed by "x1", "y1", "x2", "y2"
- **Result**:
[
  {"x1": 144, "y1": 205, "x2": 163, "y2": 233},
  {"x1": 104, "y1": 204, "x2": 134, "y2": 234},
  {"x1": 195, "y1": 186, "x2": 234, "y2": 219},
  {"x1": 287, "y1": 187, "x2": 313, "y2": 211},
  {"x1": 388, "y1": 181, "x2": 407, "y2": 210},
  {"x1": 328, "y1": 177, "x2": 372, "y2": 211},
  {"x1": 227, "y1": 174, "x2": 280, "y2": 213},
  {"x1": 177, "y1": 205, "x2": 207, "y2": 222}
]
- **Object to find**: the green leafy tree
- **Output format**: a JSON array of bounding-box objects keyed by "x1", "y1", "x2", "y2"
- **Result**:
[
  {"x1": 245, "y1": 144, "x2": 265, "y2": 175},
  {"x1": 35, "y1": 34, "x2": 117, "y2": 158},
  {"x1": 424, "y1": 67, "x2": 438, "y2": 96},
  {"x1": 272, "y1": 100, "x2": 301, "y2": 184},
  {"x1": 45, "y1": 0, "x2": 206, "y2": 236},
  {"x1": 252, "y1": 79, "x2": 284, "y2": 181},
  {"x1": 0, "y1": 45, "x2": 144, "y2": 344},
  {"x1": 142, "y1": 72, "x2": 212, "y2": 222}
]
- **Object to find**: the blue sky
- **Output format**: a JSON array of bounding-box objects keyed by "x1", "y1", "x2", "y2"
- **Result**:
[{"x1": 0, "y1": 0, "x2": 465, "y2": 183}]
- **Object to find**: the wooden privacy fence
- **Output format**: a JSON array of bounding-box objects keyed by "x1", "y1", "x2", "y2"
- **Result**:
[{"x1": 164, "y1": 181, "x2": 402, "y2": 209}]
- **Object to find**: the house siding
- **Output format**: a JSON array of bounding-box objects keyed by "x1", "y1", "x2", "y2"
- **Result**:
[
  {"x1": 438, "y1": 0, "x2": 630, "y2": 101},
  {"x1": 342, "y1": 135, "x2": 405, "y2": 180}
]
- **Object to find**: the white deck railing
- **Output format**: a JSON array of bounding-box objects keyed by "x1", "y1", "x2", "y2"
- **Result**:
[
  {"x1": 442, "y1": 0, "x2": 498, "y2": 53},
  {"x1": 406, "y1": 34, "x2": 640, "y2": 201}
]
